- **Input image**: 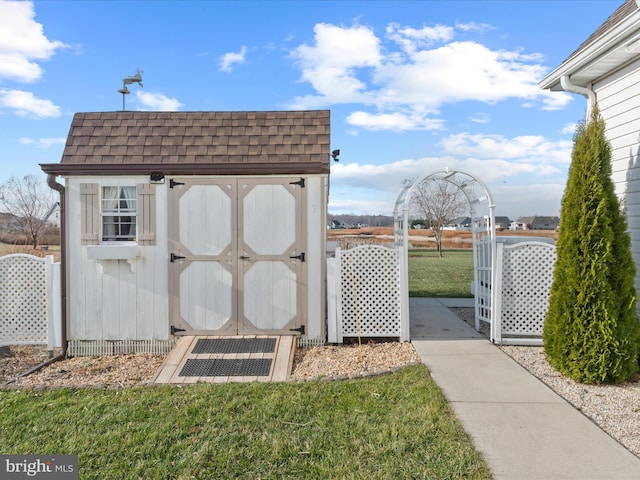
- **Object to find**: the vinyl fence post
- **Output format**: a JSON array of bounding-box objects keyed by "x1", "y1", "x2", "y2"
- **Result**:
[
  {"x1": 326, "y1": 257, "x2": 338, "y2": 343},
  {"x1": 492, "y1": 243, "x2": 504, "y2": 344},
  {"x1": 46, "y1": 255, "x2": 62, "y2": 351},
  {"x1": 335, "y1": 247, "x2": 343, "y2": 343},
  {"x1": 398, "y1": 245, "x2": 410, "y2": 342}
]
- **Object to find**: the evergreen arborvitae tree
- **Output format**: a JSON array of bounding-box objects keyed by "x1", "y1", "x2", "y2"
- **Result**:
[{"x1": 543, "y1": 105, "x2": 640, "y2": 384}]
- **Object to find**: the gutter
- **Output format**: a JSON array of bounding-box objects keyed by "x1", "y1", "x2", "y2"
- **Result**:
[
  {"x1": 560, "y1": 75, "x2": 596, "y2": 120},
  {"x1": 2, "y1": 175, "x2": 68, "y2": 386},
  {"x1": 539, "y1": 4, "x2": 640, "y2": 91}
]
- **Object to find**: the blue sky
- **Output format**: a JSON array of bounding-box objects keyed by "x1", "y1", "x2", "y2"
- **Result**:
[{"x1": 0, "y1": 0, "x2": 623, "y2": 219}]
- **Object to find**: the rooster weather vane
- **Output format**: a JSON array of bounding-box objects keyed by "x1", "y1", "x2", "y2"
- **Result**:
[{"x1": 118, "y1": 70, "x2": 143, "y2": 110}]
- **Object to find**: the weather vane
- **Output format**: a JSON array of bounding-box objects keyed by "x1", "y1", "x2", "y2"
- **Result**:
[{"x1": 118, "y1": 69, "x2": 143, "y2": 110}]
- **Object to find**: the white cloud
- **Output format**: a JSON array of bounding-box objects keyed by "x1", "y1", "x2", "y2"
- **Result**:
[
  {"x1": 328, "y1": 158, "x2": 565, "y2": 216},
  {"x1": 455, "y1": 21, "x2": 494, "y2": 33},
  {"x1": 290, "y1": 23, "x2": 381, "y2": 105},
  {"x1": 346, "y1": 110, "x2": 444, "y2": 131},
  {"x1": 135, "y1": 91, "x2": 184, "y2": 111},
  {"x1": 386, "y1": 22, "x2": 454, "y2": 54},
  {"x1": 288, "y1": 22, "x2": 563, "y2": 132},
  {"x1": 469, "y1": 112, "x2": 490, "y2": 124},
  {"x1": 374, "y1": 41, "x2": 549, "y2": 106},
  {"x1": 491, "y1": 183, "x2": 563, "y2": 217},
  {"x1": 328, "y1": 196, "x2": 393, "y2": 215},
  {"x1": 19, "y1": 136, "x2": 65, "y2": 147},
  {"x1": 0, "y1": 89, "x2": 60, "y2": 118},
  {"x1": 331, "y1": 155, "x2": 541, "y2": 195},
  {"x1": 219, "y1": 46, "x2": 247, "y2": 73},
  {"x1": 0, "y1": 0, "x2": 67, "y2": 82},
  {"x1": 326, "y1": 130, "x2": 573, "y2": 215},
  {"x1": 539, "y1": 89, "x2": 574, "y2": 111},
  {"x1": 562, "y1": 122, "x2": 579, "y2": 135},
  {"x1": 440, "y1": 132, "x2": 572, "y2": 167}
]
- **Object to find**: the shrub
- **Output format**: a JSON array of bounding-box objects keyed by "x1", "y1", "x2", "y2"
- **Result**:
[{"x1": 543, "y1": 105, "x2": 640, "y2": 384}]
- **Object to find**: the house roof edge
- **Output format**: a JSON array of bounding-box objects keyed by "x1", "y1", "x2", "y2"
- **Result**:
[{"x1": 539, "y1": 2, "x2": 640, "y2": 90}]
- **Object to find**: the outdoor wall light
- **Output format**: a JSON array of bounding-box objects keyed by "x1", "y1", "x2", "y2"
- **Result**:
[{"x1": 331, "y1": 149, "x2": 340, "y2": 162}]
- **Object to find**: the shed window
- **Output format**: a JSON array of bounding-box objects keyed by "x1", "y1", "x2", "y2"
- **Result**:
[{"x1": 102, "y1": 186, "x2": 137, "y2": 241}]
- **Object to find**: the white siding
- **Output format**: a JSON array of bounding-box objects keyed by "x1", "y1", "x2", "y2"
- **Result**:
[
  {"x1": 66, "y1": 176, "x2": 169, "y2": 341},
  {"x1": 65, "y1": 174, "x2": 327, "y2": 342},
  {"x1": 306, "y1": 175, "x2": 327, "y2": 341},
  {"x1": 594, "y1": 56, "x2": 640, "y2": 304}
]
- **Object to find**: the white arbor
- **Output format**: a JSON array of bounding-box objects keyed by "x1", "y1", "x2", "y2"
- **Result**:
[{"x1": 394, "y1": 169, "x2": 496, "y2": 331}]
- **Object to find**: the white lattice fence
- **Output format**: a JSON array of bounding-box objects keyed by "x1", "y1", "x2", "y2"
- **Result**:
[
  {"x1": 331, "y1": 245, "x2": 409, "y2": 343},
  {"x1": 0, "y1": 254, "x2": 57, "y2": 347},
  {"x1": 492, "y1": 241, "x2": 556, "y2": 345}
]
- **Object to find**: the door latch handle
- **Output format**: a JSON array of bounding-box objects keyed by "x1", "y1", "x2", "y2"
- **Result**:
[
  {"x1": 240, "y1": 255, "x2": 250, "y2": 260},
  {"x1": 170, "y1": 253, "x2": 186, "y2": 262},
  {"x1": 289, "y1": 252, "x2": 306, "y2": 262}
]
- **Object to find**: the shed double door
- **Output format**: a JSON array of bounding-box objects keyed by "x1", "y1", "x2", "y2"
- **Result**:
[{"x1": 168, "y1": 178, "x2": 306, "y2": 335}]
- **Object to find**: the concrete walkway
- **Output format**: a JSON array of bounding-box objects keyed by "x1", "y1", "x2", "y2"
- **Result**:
[{"x1": 410, "y1": 297, "x2": 640, "y2": 480}]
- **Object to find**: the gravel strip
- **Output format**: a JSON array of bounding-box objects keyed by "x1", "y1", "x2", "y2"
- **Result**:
[
  {"x1": 290, "y1": 341, "x2": 421, "y2": 381},
  {"x1": 0, "y1": 345, "x2": 54, "y2": 383},
  {"x1": 2, "y1": 353, "x2": 166, "y2": 389}
]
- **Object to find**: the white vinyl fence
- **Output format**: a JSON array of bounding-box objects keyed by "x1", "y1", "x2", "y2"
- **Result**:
[
  {"x1": 0, "y1": 254, "x2": 61, "y2": 351},
  {"x1": 327, "y1": 245, "x2": 409, "y2": 343},
  {"x1": 491, "y1": 241, "x2": 556, "y2": 345}
]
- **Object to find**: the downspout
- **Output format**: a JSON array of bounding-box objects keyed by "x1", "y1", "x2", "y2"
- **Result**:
[
  {"x1": 45, "y1": 174, "x2": 67, "y2": 360},
  {"x1": 560, "y1": 75, "x2": 596, "y2": 120},
  {"x1": 2, "y1": 175, "x2": 68, "y2": 385}
]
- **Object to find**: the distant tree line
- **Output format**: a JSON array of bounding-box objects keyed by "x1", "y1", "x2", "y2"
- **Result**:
[{"x1": 328, "y1": 214, "x2": 394, "y2": 227}]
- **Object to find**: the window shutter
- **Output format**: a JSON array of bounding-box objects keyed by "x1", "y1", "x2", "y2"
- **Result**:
[
  {"x1": 80, "y1": 183, "x2": 99, "y2": 245},
  {"x1": 137, "y1": 183, "x2": 156, "y2": 245}
]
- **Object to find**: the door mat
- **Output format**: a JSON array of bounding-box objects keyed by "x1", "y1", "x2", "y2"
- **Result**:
[
  {"x1": 179, "y1": 358, "x2": 273, "y2": 377},
  {"x1": 191, "y1": 337, "x2": 276, "y2": 354}
]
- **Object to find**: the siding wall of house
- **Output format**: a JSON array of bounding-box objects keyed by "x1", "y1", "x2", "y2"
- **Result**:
[
  {"x1": 594, "y1": 56, "x2": 640, "y2": 299},
  {"x1": 65, "y1": 174, "x2": 327, "y2": 342}
]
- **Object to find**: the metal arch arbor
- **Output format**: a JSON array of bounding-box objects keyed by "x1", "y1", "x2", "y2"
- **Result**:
[{"x1": 393, "y1": 169, "x2": 496, "y2": 332}]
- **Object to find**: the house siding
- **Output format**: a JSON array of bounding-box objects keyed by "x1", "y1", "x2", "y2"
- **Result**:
[{"x1": 593, "y1": 56, "x2": 640, "y2": 300}]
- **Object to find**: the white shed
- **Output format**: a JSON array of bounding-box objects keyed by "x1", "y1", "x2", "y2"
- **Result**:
[
  {"x1": 539, "y1": 0, "x2": 640, "y2": 313},
  {"x1": 41, "y1": 110, "x2": 330, "y2": 355}
]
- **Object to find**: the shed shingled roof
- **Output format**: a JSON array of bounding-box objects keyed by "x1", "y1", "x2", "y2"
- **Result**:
[{"x1": 41, "y1": 110, "x2": 330, "y2": 176}]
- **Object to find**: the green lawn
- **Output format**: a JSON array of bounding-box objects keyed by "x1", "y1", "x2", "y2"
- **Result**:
[
  {"x1": 1, "y1": 366, "x2": 490, "y2": 479},
  {"x1": 0, "y1": 247, "x2": 489, "y2": 478},
  {"x1": 409, "y1": 249, "x2": 474, "y2": 298}
]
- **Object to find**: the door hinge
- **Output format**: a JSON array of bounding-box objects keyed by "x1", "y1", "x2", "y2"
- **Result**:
[
  {"x1": 170, "y1": 253, "x2": 186, "y2": 262},
  {"x1": 289, "y1": 178, "x2": 305, "y2": 188},
  {"x1": 289, "y1": 252, "x2": 305, "y2": 262},
  {"x1": 171, "y1": 326, "x2": 186, "y2": 335},
  {"x1": 170, "y1": 179, "x2": 185, "y2": 189},
  {"x1": 290, "y1": 325, "x2": 305, "y2": 335}
]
